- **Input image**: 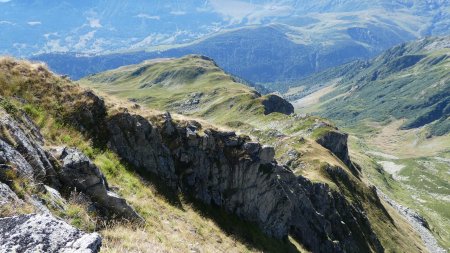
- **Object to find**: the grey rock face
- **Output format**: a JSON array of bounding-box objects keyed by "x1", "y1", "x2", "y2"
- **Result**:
[
  {"x1": 106, "y1": 113, "x2": 176, "y2": 186},
  {"x1": 56, "y1": 148, "x2": 143, "y2": 222},
  {"x1": 261, "y1": 94, "x2": 294, "y2": 115},
  {"x1": 0, "y1": 111, "x2": 58, "y2": 184},
  {"x1": 298, "y1": 173, "x2": 383, "y2": 253},
  {"x1": 0, "y1": 214, "x2": 101, "y2": 253},
  {"x1": 316, "y1": 130, "x2": 352, "y2": 168},
  {"x1": 243, "y1": 142, "x2": 261, "y2": 157},
  {"x1": 259, "y1": 145, "x2": 275, "y2": 164},
  {"x1": 104, "y1": 112, "x2": 381, "y2": 253},
  {"x1": 0, "y1": 139, "x2": 35, "y2": 181},
  {"x1": 68, "y1": 90, "x2": 107, "y2": 140},
  {"x1": 0, "y1": 182, "x2": 22, "y2": 206}
]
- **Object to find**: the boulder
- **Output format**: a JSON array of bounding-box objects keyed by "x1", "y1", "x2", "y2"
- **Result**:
[
  {"x1": 56, "y1": 148, "x2": 143, "y2": 222},
  {"x1": 261, "y1": 94, "x2": 294, "y2": 115},
  {"x1": 259, "y1": 145, "x2": 275, "y2": 164},
  {"x1": 0, "y1": 214, "x2": 101, "y2": 253}
]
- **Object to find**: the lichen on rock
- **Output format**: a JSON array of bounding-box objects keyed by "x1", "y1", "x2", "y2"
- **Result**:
[{"x1": 0, "y1": 214, "x2": 101, "y2": 253}]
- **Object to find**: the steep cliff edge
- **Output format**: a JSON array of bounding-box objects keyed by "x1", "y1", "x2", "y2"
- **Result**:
[
  {"x1": 104, "y1": 111, "x2": 382, "y2": 252},
  {"x1": 0, "y1": 57, "x2": 428, "y2": 252}
]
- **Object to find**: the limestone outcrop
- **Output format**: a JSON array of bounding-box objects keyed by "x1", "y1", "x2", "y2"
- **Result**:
[
  {"x1": 316, "y1": 129, "x2": 352, "y2": 168},
  {"x1": 0, "y1": 214, "x2": 101, "y2": 253},
  {"x1": 0, "y1": 107, "x2": 138, "y2": 252}
]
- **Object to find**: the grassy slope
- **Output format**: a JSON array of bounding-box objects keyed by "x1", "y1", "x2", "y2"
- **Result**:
[
  {"x1": 287, "y1": 37, "x2": 450, "y2": 249},
  {"x1": 80, "y1": 55, "x2": 270, "y2": 124},
  {"x1": 80, "y1": 55, "x2": 428, "y2": 252}
]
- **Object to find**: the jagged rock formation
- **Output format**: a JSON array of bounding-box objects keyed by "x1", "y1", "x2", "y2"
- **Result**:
[
  {"x1": 0, "y1": 107, "x2": 138, "y2": 252},
  {"x1": 0, "y1": 214, "x2": 101, "y2": 253},
  {"x1": 0, "y1": 108, "x2": 139, "y2": 221},
  {"x1": 298, "y1": 173, "x2": 384, "y2": 253},
  {"x1": 102, "y1": 111, "x2": 383, "y2": 252},
  {"x1": 0, "y1": 108, "x2": 58, "y2": 186}
]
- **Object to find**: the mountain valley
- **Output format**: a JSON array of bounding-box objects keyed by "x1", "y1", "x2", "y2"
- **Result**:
[
  {"x1": 287, "y1": 36, "x2": 450, "y2": 250},
  {"x1": 0, "y1": 1, "x2": 449, "y2": 253}
]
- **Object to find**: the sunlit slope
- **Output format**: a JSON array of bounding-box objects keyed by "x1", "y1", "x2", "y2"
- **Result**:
[{"x1": 80, "y1": 55, "x2": 295, "y2": 125}]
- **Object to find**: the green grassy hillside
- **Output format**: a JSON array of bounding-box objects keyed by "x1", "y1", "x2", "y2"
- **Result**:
[
  {"x1": 81, "y1": 55, "x2": 267, "y2": 121},
  {"x1": 289, "y1": 36, "x2": 450, "y2": 136}
]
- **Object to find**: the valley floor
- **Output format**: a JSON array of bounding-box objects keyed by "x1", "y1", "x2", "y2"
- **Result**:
[
  {"x1": 347, "y1": 121, "x2": 450, "y2": 251},
  {"x1": 376, "y1": 188, "x2": 446, "y2": 253}
]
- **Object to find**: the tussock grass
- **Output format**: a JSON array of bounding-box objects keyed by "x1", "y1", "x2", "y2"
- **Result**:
[
  {"x1": 60, "y1": 191, "x2": 98, "y2": 232},
  {"x1": 0, "y1": 201, "x2": 35, "y2": 217}
]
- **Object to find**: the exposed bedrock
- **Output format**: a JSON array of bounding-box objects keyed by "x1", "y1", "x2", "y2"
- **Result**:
[
  {"x1": 0, "y1": 214, "x2": 101, "y2": 253},
  {"x1": 105, "y1": 111, "x2": 383, "y2": 253}
]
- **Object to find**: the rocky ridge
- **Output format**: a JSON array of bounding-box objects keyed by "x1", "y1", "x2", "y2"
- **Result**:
[
  {"x1": 0, "y1": 86, "x2": 383, "y2": 252},
  {"x1": 101, "y1": 110, "x2": 383, "y2": 252},
  {"x1": 0, "y1": 106, "x2": 139, "y2": 252}
]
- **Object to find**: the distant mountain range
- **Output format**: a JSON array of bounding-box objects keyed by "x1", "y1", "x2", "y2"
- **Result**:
[{"x1": 16, "y1": 0, "x2": 448, "y2": 84}]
